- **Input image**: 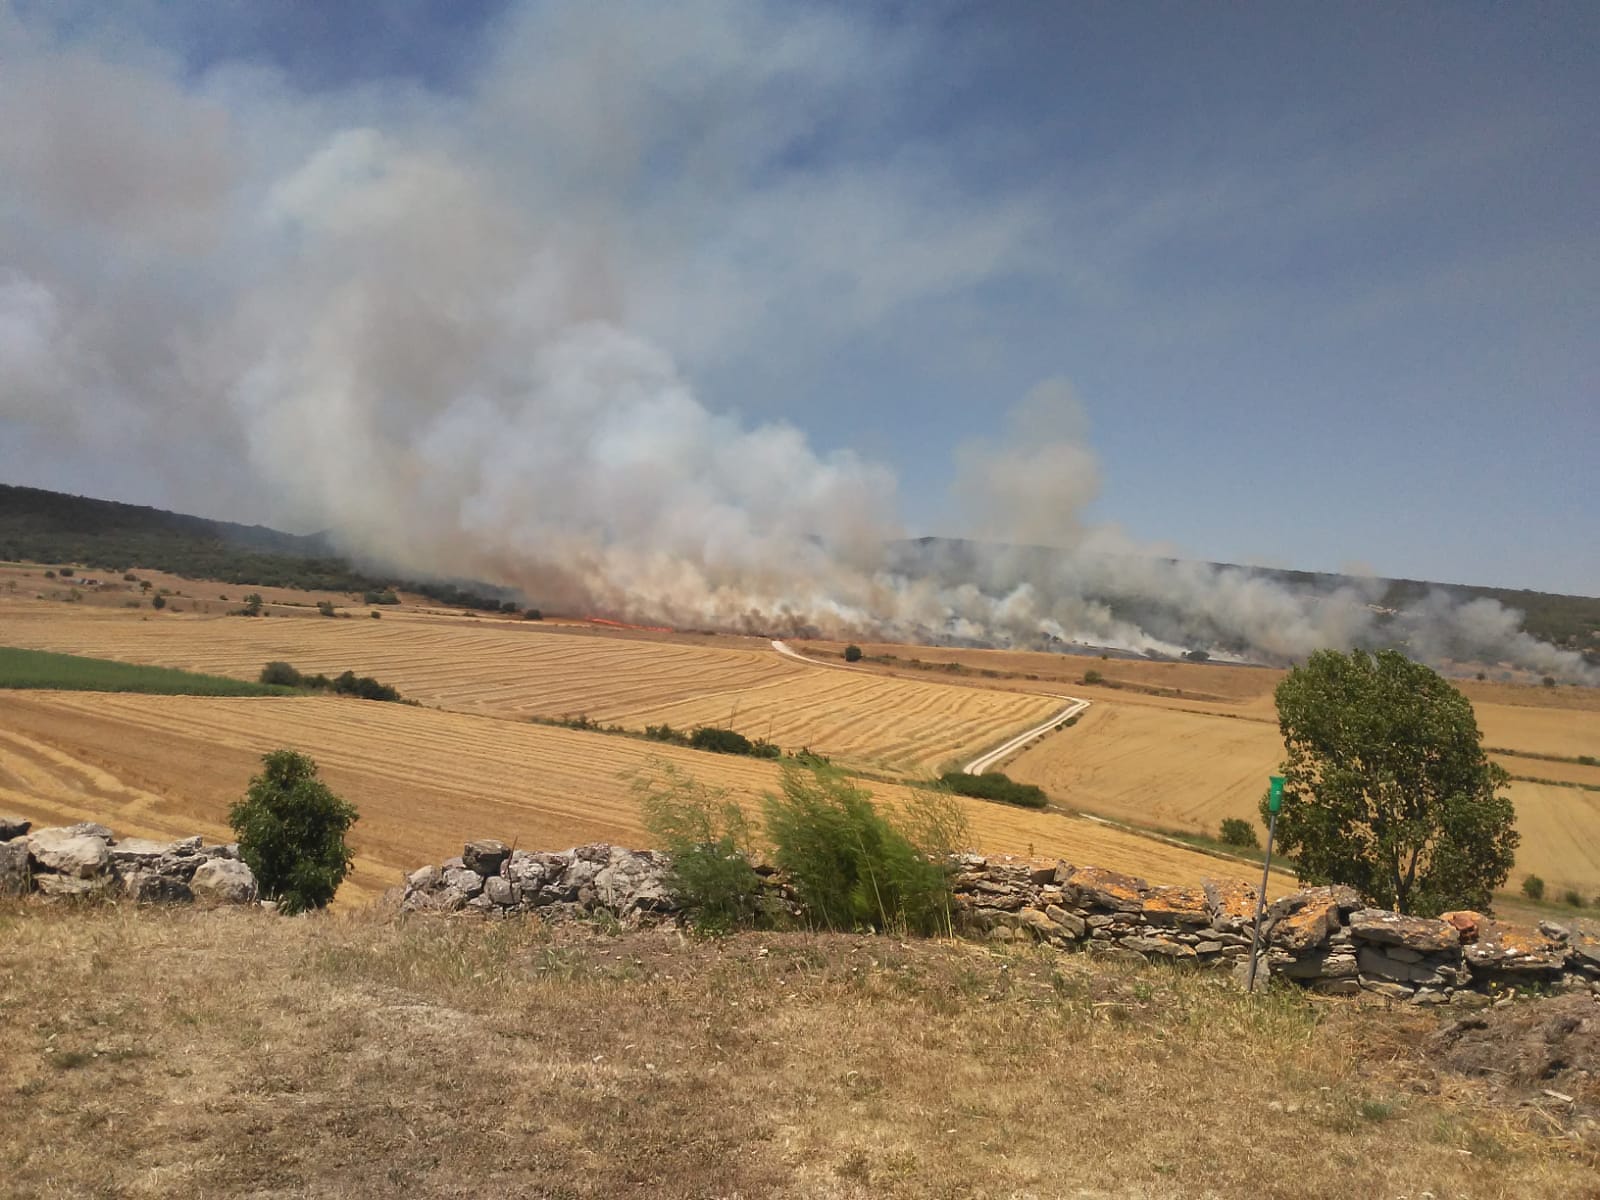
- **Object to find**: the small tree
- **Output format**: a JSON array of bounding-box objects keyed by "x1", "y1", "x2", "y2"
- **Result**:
[
  {"x1": 1266, "y1": 649, "x2": 1517, "y2": 916},
  {"x1": 228, "y1": 749, "x2": 358, "y2": 913},
  {"x1": 843, "y1": 644, "x2": 863, "y2": 663},
  {"x1": 151, "y1": 594, "x2": 166, "y2": 610},
  {"x1": 1219, "y1": 817, "x2": 1260, "y2": 850},
  {"x1": 1521, "y1": 874, "x2": 1545, "y2": 901},
  {"x1": 635, "y1": 763, "x2": 763, "y2": 932},
  {"x1": 1082, "y1": 669, "x2": 1103, "y2": 685}
]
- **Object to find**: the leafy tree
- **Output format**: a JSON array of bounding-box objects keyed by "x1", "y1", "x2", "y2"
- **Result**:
[
  {"x1": 1082, "y1": 669, "x2": 1103, "y2": 685},
  {"x1": 151, "y1": 594, "x2": 166, "y2": 610},
  {"x1": 843, "y1": 644, "x2": 863, "y2": 663},
  {"x1": 1264, "y1": 649, "x2": 1517, "y2": 916},
  {"x1": 259, "y1": 661, "x2": 302, "y2": 687},
  {"x1": 1521, "y1": 874, "x2": 1545, "y2": 901},
  {"x1": 228, "y1": 749, "x2": 358, "y2": 913},
  {"x1": 1219, "y1": 817, "x2": 1260, "y2": 850}
]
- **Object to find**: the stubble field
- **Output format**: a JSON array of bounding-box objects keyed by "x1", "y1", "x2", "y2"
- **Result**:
[
  {"x1": 3, "y1": 569, "x2": 1596, "y2": 902},
  {"x1": 0, "y1": 598, "x2": 1059, "y2": 775}
]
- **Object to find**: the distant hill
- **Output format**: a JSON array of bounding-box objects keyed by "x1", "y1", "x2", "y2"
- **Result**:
[
  {"x1": 4, "y1": 483, "x2": 1595, "y2": 661},
  {"x1": 890, "y1": 537, "x2": 1600, "y2": 666},
  {"x1": 0, "y1": 483, "x2": 519, "y2": 612}
]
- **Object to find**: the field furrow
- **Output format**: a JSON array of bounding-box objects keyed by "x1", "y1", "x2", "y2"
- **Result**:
[
  {"x1": 0, "y1": 691, "x2": 1253, "y2": 905},
  {"x1": 0, "y1": 608, "x2": 1057, "y2": 773}
]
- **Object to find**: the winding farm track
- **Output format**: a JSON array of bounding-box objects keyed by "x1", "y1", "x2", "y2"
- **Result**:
[{"x1": 770, "y1": 639, "x2": 1091, "y2": 775}]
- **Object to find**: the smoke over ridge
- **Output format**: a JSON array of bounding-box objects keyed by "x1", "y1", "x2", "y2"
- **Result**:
[{"x1": 0, "y1": 2, "x2": 1592, "y2": 683}]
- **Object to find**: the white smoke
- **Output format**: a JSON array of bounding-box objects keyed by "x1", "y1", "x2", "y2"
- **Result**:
[{"x1": 0, "y1": 1, "x2": 1592, "y2": 683}]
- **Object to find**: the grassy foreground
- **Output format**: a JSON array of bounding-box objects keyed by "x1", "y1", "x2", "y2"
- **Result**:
[
  {"x1": 0, "y1": 646, "x2": 295, "y2": 696},
  {"x1": 1, "y1": 902, "x2": 1592, "y2": 1198}
]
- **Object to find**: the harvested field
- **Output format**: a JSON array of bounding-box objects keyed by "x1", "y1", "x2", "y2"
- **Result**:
[
  {"x1": 0, "y1": 604, "x2": 1057, "y2": 774},
  {"x1": 1504, "y1": 780, "x2": 1600, "y2": 899},
  {"x1": 4, "y1": 905, "x2": 1590, "y2": 1199},
  {"x1": 0, "y1": 691, "x2": 1257, "y2": 907}
]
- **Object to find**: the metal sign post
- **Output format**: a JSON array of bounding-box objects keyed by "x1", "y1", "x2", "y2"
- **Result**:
[{"x1": 1245, "y1": 775, "x2": 1285, "y2": 994}]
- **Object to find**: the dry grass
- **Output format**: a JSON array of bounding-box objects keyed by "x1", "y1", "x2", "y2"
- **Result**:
[
  {"x1": 1, "y1": 900, "x2": 1593, "y2": 1199},
  {"x1": 0, "y1": 691, "x2": 1260, "y2": 908}
]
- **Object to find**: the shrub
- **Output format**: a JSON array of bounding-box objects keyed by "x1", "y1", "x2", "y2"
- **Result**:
[
  {"x1": 1522, "y1": 874, "x2": 1546, "y2": 901},
  {"x1": 316, "y1": 600, "x2": 336, "y2": 617},
  {"x1": 635, "y1": 764, "x2": 764, "y2": 933},
  {"x1": 689, "y1": 727, "x2": 756, "y2": 756},
  {"x1": 644, "y1": 723, "x2": 689, "y2": 745},
  {"x1": 122, "y1": 573, "x2": 138, "y2": 583},
  {"x1": 1542, "y1": 676, "x2": 1557, "y2": 688},
  {"x1": 523, "y1": 609, "x2": 543, "y2": 621},
  {"x1": 1083, "y1": 669, "x2": 1103, "y2": 685},
  {"x1": 500, "y1": 600, "x2": 520, "y2": 614},
  {"x1": 843, "y1": 644, "x2": 863, "y2": 663},
  {"x1": 228, "y1": 749, "x2": 358, "y2": 913},
  {"x1": 362, "y1": 589, "x2": 399, "y2": 605},
  {"x1": 151, "y1": 594, "x2": 166, "y2": 610},
  {"x1": 937, "y1": 771, "x2": 1048, "y2": 810},
  {"x1": 763, "y1": 764, "x2": 966, "y2": 935},
  {"x1": 1563, "y1": 889, "x2": 1584, "y2": 908},
  {"x1": 44, "y1": 570, "x2": 55, "y2": 578},
  {"x1": 370, "y1": 610, "x2": 381, "y2": 618},
  {"x1": 58, "y1": 566, "x2": 73, "y2": 577},
  {"x1": 260, "y1": 661, "x2": 303, "y2": 687},
  {"x1": 1219, "y1": 817, "x2": 1261, "y2": 850}
]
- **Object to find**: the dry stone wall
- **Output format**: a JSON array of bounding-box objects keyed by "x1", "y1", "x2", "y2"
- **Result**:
[
  {"x1": 0, "y1": 816, "x2": 259, "y2": 905},
  {"x1": 399, "y1": 838, "x2": 1600, "y2": 1003}
]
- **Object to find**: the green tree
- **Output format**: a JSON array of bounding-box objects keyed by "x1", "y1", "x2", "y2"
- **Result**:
[
  {"x1": 228, "y1": 749, "x2": 358, "y2": 913},
  {"x1": 843, "y1": 644, "x2": 863, "y2": 663},
  {"x1": 1265, "y1": 649, "x2": 1517, "y2": 916}
]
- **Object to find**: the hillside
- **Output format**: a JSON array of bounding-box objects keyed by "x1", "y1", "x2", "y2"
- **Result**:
[
  {"x1": 2, "y1": 902, "x2": 1592, "y2": 1198},
  {"x1": 5, "y1": 483, "x2": 1596, "y2": 658},
  {"x1": 0, "y1": 484, "x2": 516, "y2": 612}
]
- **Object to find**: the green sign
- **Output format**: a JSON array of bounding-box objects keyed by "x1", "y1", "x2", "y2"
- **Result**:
[{"x1": 1268, "y1": 775, "x2": 1285, "y2": 814}]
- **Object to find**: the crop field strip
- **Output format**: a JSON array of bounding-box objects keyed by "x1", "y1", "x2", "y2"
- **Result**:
[
  {"x1": 1006, "y1": 702, "x2": 1600, "y2": 896},
  {"x1": 0, "y1": 691, "x2": 1261, "y2": 906},
  {"x1": 0, "y1": 606, "x2": 1060, "y2": 773}
]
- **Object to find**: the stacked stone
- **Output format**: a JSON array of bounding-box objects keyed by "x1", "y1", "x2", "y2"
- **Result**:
[
  {"x1": 0, "y1": 815, "x2": 258, "y2": 905},
  {"x1": 401, "y1": 839, "x2": 679, "y2": 924},
  {"x1": 950, "y1": 856, "x2": 1260, "y2": 969}
]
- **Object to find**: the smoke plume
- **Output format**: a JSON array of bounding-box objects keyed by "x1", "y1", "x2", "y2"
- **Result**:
[{"x1": 0, "y1": 1, "x2": 1591, "y2": 683}]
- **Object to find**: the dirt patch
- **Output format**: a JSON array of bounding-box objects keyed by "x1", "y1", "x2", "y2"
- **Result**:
[{"x1": 1429, "y1": 994, "x2": 1600, "y2": 1134}]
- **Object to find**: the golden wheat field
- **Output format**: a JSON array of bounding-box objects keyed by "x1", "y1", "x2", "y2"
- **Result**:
[
  {"x1": 0, "y1": 600, "x2": 1060, "y2": 774},
  {"x1": 0, "y1": 691, "x2": 1257, "y2": 906},
  {"x1": 1003, "y1": 692, "x2": 1600, "y2": 895}
]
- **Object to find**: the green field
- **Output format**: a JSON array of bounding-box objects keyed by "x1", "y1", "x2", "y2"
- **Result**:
[{"x1": 0, "y1": 646, "x2": 298, "y2": 697}]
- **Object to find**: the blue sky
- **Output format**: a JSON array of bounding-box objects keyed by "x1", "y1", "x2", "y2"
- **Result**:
[{"x1": 1, "y1": 1, "x2": 1595, "y2": 596}]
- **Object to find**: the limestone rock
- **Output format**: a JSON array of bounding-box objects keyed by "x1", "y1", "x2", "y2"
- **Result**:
[
  {"x1": 0, "y1": 814, "x2": 31, "y2": 841},
  {"x1": 1356, "y1": 946, "x2": 1447, "y2": 986},
  {"x1": 1063, "y1": 865, "x2": 1146, "y2": 912},
  {"x1": 0, "y1": 839, "x2": 29, "y2": 895},
  {"x1": 1141, "y1": 885, "x2": 1210, "y2": 928},
  {"x1": 1201, "y1": 877, "x2": 1258, "y2": 931},
  {"x1": 190, "y1": 858, "x2": 258, "y2": 905},
  {"x1": 441, "y1": 867, "x2": 484, "y2": 898},
  {"x1": 1043, "y1": 904, "x2": 1087, "y2": 938},
  {"x1": 67, "y1": 822, "x2": 114, "y2": 841},
  {"x1": 1567, "y1": 919, "x2": 1600, "y2": 975},
  {"x1": 1347, "y1": 909, "x2": 1460, "y2": 954},
  {"x1": 483, "y1": 876, "x2": 515, "y2": 907},
  {"x1": 1464, "y1": 922, "x2": 1567, "y2": 981},
  {"x1": 406, "y1": 864, "x2": 441, "y2": 891},
  {"x1": 462, "y1": 839, "x2": 512, "y2": 876},
  {"x1": 108, "y1": 838, "x2": 175, "y2": 871},
  {"x1": 28, "y1": 827, "x2": 111, "y2": 878},
  {"x1": 1359, "y1": 978, "x2": 1416, "y2": 1001},
  {"x1": 1121, "y1": 935, "x2": 1198, "y2": 960},
  {"x1": 1017, "y1": 907, "x2": 1059, "y2": 940},
  {"x1": 1268, "y1": 889, "x2": 1349, "y2": 953},
  {"x1": 121, "y1": 870, "x2": 193, "y2": 904},
  {"x1": 34, "y1": 872, "x2": 109, "y2": 898}
]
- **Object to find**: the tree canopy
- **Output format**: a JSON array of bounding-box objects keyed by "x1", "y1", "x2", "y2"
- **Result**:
[
  {"x1": 1264, "y1": 649, "x2": 1517, "y2": 916},
  {"x1": 229, "y1": 749, "x2": 359, "y2": 913}
]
